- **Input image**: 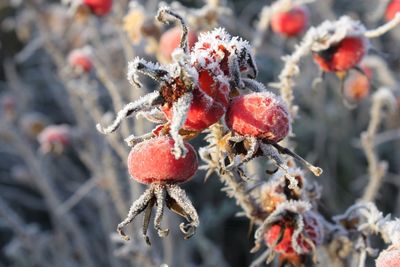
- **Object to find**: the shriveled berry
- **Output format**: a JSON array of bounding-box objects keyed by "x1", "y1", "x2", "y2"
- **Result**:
[
  {"x1": 264, "y1": 212, "x2": 323, "y2": 255},
  {"x1": 376, "y1": 247, "x2": 400, "y2": 267},
  {"x1": 127, "y1": 136, "x2": 198, "y2": 184},
  {"x1": 312, "y1": 37, "x2": 367, "y2": 72},
  {"x1": 385, "y1": 0, "x2": 400, "y2": 21},
  {"x1": 68, "y1": 48, "x2": 93, "y2": 72},
  {"x1": 162, "y1": 87, "x2": 227, "y2": 132},
  {"x1": 159, "y1": 27, "x2": 197, "y2": 61},
  {"x1": 83, "y1": 0, "x2": 112, "y2": 16},
  {"x1": 225, "y1": 92, "x2": 290, "y2": 143},
  {"x1": 271, "y1": 6, "x2": 309, "y2": 37}
]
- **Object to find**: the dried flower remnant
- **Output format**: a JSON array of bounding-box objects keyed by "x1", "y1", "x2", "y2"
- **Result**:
[
  {"x1": 117, "y1": 136, "x2": 199, "y2": 244},
  {"x1": 271, "y1": 5, "x2": 309, "y2": 37},
  {"x1": 123, "y1": 2, "x2": 146, "y2": 44}
]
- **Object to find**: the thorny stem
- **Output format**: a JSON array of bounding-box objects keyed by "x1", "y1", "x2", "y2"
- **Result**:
[
  {"x1": 364, "y1": 13, "x2": 400, "y2": 38},
  {"x1": 4, "y1": 122, "x2": 96, "y2": 267},
  {"x1": 274, "y1": 32, "x2": 314, "y2": 118},
  {"x1": 361, "y1": 88, "x2": 396, "y2": 202}
]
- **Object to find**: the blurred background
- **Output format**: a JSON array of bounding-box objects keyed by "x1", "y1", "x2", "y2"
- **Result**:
[{"x1": 0, "y1": 0, "x2": 400, "y2": 266}]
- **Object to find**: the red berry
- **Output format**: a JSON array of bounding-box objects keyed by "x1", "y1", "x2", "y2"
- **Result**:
[
  {"x1": 127, "y1": 136, "x2": 198, "y2": 184},
  {"x1": 162, "y1": 87, "x2": 227, "y2": 132},
  {"x1": 264, "y1": 212, "x2": 323, "y2": 255},
  {"x1": 38, "y1": 125, "x2": 71, "y2": 147},
  {"x1": 225, "y1": 92, "x2": 290, "y2": 143},
  {"x1": 191, "y1": 28, "x2": 252, "y2": 77},
  {"x1": 376, "y1": 247, "x2": 400, "y2": 267},
  {"x1": 344, "y1": 72, "x2": 370, "y2": 101},
  {"x1": 198, "y1": 70, "x2": 230, "y2": 108},
  {"x1": 159, "y1": 27, "x2": 198, "y2": 61},
  {"x1": 68, "y1": 48, "x2": 93, "y2": 72},
  {"x1": 271, "y1": 6, "x2": 309, "y2": 37},
  {"x1": 385, "y1": 0, "x2": 400, "y2": 21},
  {"x1": 312, "y1": 36, "x2": 367, "y2": 72},
  {"x1": 83, "y1": 0, "x2": 112, "y2": 16}
]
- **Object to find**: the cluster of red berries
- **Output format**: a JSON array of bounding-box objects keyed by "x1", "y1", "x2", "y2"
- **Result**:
[{"x1": 94, "y1": 7, "x2": 304, "y2": 243}]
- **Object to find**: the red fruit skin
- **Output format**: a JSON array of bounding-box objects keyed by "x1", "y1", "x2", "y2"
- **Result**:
[
  {"x1": 162, "y1": 87, "x2": 227, "y2": 132},
  {"x1": 38, "y1": 125, "x2": 70, "y2": 147},
  {"x1": 83, "y1": 0, "x2": 112, "y2": 16},
  {"x1": 271, "y1": 6, "x2": 309, "y2": 37},
  {"x1": 68, "y1": 50, "x2": 92, "y2": 72},
  {"x1": 160, "y1": 27, "x2": 198, "y2": 61},
  {"x1": 376, "y1": 248, "x2": 400, "y2": 267},
  {"x1": 225, "y1": 92, "x2": 290, "y2": 143},
  {"x1": 312, "y1": 37, "x2": 366, "y2": 72},
  {"x1": 198, "y1": 70, "x2": 230, "y2": 108},
  {"x1": 264, "y1": 212, "x2": 323, "y2": 255},
  {"x1": 385, "y1": 0, "x2": 400, "y2": 21},
  {"x1": 344, "y1": 72, "x2": 370, "y2": 101},
  {"x1": 127, "y1": 136, "x2": 198, "y2": 184}
]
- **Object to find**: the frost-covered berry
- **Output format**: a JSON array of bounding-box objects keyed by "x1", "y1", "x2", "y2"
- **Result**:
[
  {"x1": 83, "y1": 0, "x2": 112, "y2": 16},
  {"x1": 38, "y1": 125, "x2": 71, "y2": 153},
  {"x1": 264, "y1": 211, "x2": 323, "y2": 255},
  {"x1": 159, "y1": 27, "x2": 197, "y2": 61},
  {"x1": 191, "y1": 28, "x2": 257, "y2": 80},
  {"x1": 376, "y1": 247, "x2": 400, "y2": 267},
  {"x1": 162, "y1": 84, "x2": 228, "y2": 132},
  {"x1": 68, "y1": 48, "x2": 93, "y2": 73},
  {"x1": 127, "y1": 136, "x2": 198, "y2": 184},
  {"x1": 120, "y1": 135, "x2": 199, "y2": 242},
  {"x1": 312, "y1": 37, "x2": 367, "y2": 72},
  {"x1": 385, "y1": 0, "x2": 400, "y2": 21},
  {"x1": 271, "y1": 6, "x2": 309, "y2": 37},
  {"x1": 225, "y1": 92, "x2": 290, "y2": 143}
]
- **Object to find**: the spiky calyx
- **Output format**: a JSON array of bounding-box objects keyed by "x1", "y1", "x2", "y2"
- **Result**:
[{"x1": 264, "y1": 211, "x2": 323, "y2": 255}]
